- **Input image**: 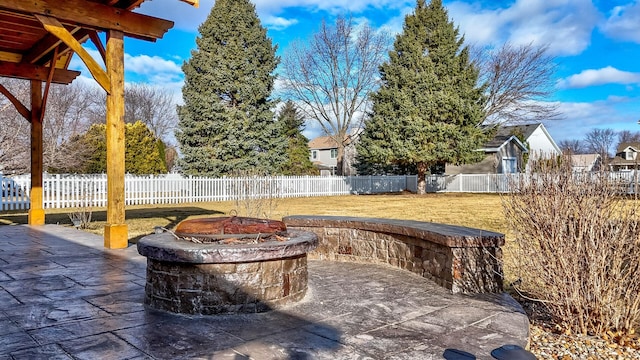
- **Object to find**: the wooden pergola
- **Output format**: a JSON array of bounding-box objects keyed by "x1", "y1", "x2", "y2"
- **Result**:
[{"x1": 0, "y1": 0, "x2": 198, "y2": 248}]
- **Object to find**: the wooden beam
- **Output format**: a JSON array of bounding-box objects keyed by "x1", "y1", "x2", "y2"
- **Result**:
[
  {"x1": 0, "y1": 51, "x2": 21, "y2": 62},
  {"x1": 35, "y1": 15, "x2": 110, "y2": 93},
  {"x1": 28, "y1": 80, "x2": 45, "y2": 225},
  {"x1": 0, "y1": 83, "x2": 31, "y2": 121},
  {"x1": 0, "y1": 0, "x2": 174, "y2": 41},
  {"x1": 180, "y1": 0, "x2": 200, "y2": 7},
  {"x1": 89, "y1": 31, "x2": 106, "y2": 63},
  {"x1": 22, "y1": 26, "x2": 82, "y2": 64},
  {"x1": 40, "y1": 46, "x2": 57, "y2": 122},
  {"x1": 0, "y1": 60, "x2": 80, "y2": 84},
  {"x1": 104, "y1": 29, "x2": 128, "y2": 248}
]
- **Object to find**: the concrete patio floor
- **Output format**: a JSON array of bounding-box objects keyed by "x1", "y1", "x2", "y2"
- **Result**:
[{"x1": 0, "y1": 224, "x2": 529, "y2": 360}]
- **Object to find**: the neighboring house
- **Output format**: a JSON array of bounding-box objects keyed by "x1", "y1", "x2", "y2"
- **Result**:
[
  {"x1": 446, "y1": 130, "x2": 528, "y2": 175},
  {"x1": 609, "y1": 143, "x2": 640, "y2": 171},
  {"x1": 505, "y1": 123, "x2": 561, "y2": 172},
  {"x1": 308, "y1": 131, "x2": 361, "y2": 176},
  {"x1": 309, "y1": 136, "x2": 339, "y2": 176},
  {"x1": 569, "y1": 154, "x2": 601, "y2": 172},
  {"x1": 446, "y1": 123, "x2": 560, "y2": 175}
]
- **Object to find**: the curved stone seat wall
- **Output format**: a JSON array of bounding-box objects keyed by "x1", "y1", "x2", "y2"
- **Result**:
[{"x1": 283, "y1": 216, "x2": 504, "y2": 294}]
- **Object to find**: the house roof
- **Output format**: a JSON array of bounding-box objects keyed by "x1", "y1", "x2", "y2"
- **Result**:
[
  {"x1": 309, "y1": 136, "x2": 339, "y2": 150},
  {"x1": 616, "y1": 142, "x2": 640, "y2": 154},
  {"x1": 480, "y1": 126, "x2": 528, "y2": 153},
  {"x1": 570, "y1": 154, "x2": 600, "y2": 167},
  {"x1": 486, "y1": 123, "x2": 561, "y2": 155},
  {"x1": 502, "y1": 123, "x2": 539, "y2": 139}
]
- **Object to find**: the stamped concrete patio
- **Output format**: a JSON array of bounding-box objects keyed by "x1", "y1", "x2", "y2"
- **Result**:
[{"x1": 0, "y1": 225, "x2": 529, "y2": 360}]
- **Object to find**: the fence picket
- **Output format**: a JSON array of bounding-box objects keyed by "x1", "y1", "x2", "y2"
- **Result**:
[{"x1": 3, "y1": 172, "x2": 639, "y2": 211}]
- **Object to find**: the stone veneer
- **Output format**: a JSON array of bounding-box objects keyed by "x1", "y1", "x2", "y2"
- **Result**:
[
  {"x1": 137, "y1": 230, "x2": 317, "y2": 314},
  {"x1": 144, "y1": 255, "x2": 308, "y2": 315},
  {"x1": 283, "y1": 216, "x2": 504, "y2": 293}
]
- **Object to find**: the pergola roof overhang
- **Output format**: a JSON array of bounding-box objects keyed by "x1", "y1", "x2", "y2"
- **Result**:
[
  {"x1": 0, "y1": 0, "x2": 198, "y2": 249},
  {"x1": 0, "y1": 0, "x2": 198, "y2": 87}
]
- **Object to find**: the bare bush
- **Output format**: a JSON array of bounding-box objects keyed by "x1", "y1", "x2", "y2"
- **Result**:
[
  {"x1": 67, "y1": 185, "x2": 94, "y2": 230},
  {"x1": 228, "y1": 171, "x2": 280, "y2": 219},
  {"x1": 503, "y1": 160, "x2": 640, "y2": 337}
]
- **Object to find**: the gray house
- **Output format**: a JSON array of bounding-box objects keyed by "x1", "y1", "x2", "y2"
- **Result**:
[{"x1": 446, "y1": 128, "x2": 528, "y2": 175}]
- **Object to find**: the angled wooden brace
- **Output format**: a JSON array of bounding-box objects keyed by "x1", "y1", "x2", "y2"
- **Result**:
[
  {"x1": 34, "y1": 14, "x2": 111, "y2": 94},
  {"x1": 0, "y1": 84, "x2": 31, "y2": 122}
]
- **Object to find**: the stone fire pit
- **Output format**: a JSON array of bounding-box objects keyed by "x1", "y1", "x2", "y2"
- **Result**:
[{"x1": 137, "y1": 217, "x2": 318, "y2": 315}]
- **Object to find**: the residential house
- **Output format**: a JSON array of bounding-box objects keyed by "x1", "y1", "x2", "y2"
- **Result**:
[
  {"x1": 308, "y1": 131, "x2": 361, "y2": 176},
  {"x1": 446, "y1": 123, "x2": 560, "y2": 175},
  {"x1": 507, "y1": 123, "x2": 561, "y2": 171},
  {"x1": 308, "y1": 136, "x2": 339, "y2": 176},
  {"x1": 609, "y1": 143, "x2": 640, "y2": 171},
  {"x1": 569, "y1": 154, "x2": 601, "y2": 172},
  {"x1": 446, "y1": 129, "x2": 528, "y2": 174}
]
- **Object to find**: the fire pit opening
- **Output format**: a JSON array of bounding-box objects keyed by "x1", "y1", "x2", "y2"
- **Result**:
[{"x1": 137, "y1": 216, "x2": 318, "y2": 315}]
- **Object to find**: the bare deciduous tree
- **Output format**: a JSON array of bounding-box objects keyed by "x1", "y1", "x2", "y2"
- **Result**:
[
  {"x1": 617, "y1": 130, "x2": 640, "y2": 146},
  {"x1": 43, "y1": 82, "x2": 95, "y2": 171},
  {"x1": 282, "y1": 16, "x2": 389, "y2": 175},
  {"x1": 0, "y1": 79, "x2": 30, "y2": 174},
  {"x1": 584, "y1": 128, "x2": 617, "y2": 160},
  {"x1": 558, "y1": 139, "x2": 585, "y2": 155},
  {"x1": 476, "y1": 42, "x2": 561, "y2": 124},
  {"x1": 85, "y1": 83, "x2": 178, "y2": 143},
  {"x1": 124, "y1": 83, "x2": 177, "y2": 141}
]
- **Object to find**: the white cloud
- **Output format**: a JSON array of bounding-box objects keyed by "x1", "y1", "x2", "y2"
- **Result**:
[
  {"x1": 448, "y1": 0, "x2": 600, "y2": 56},
  {"x1": 557, "y1": 66, "x2": 640, "y2": 89},
  {"x1": 138, "y1": 0, "x2": 414, "y2": 32},
  {"x1": 252, "y1": 0, "x2": 412, "y2": 17},
  {"x1": 68, "y1": 49, "x2": 184, "y2": 105},
  {"x1": 69, "y1": 49, "x2": 182, "y2": 82},
  {"x1": 601, "y1": 1, "x2": 640, "y2": 43},
  {"x1": 263, "y1": 16, "x2": 299, "y2": 31},
  {"x1": 124, "y1": 54, "x2": 182, "y2": 76},
  {"x1": 546, "y1": 98, "x2": 640, "y2": 143},
  {"x1": 136, "y1": 0, "x2": 214, "y2": 32}
]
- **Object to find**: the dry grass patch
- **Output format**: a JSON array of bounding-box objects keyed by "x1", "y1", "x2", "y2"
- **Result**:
[{"x1": 1, "y1": 192, "x2": 506, "y2": 237}]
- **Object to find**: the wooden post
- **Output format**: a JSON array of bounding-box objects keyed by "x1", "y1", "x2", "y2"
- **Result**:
[
  {"x1": 104, "y1": 29, "x2": 128, "y2": 248},
  {"x1": 28, "y1": 80, "x2": 45, "y2": 225}
]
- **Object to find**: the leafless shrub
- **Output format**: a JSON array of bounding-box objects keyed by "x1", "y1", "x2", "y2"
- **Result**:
[
  {"x1": 503, "y1": 159, "x2": 640, "y2": 337},
  {"x1": 66, "y1": 179, "x2": 94, "y2": 229},
  {"x1": 228, "y1": 171, "x2": 280, "y2": 219}
]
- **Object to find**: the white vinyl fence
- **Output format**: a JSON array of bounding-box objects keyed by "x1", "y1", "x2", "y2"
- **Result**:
[
  {"x1": 1, "y1": 173, "x2": 418, "y2": 211},
  {"x1": 3, "y1": 172, "x2": 638, "y2": 211}
]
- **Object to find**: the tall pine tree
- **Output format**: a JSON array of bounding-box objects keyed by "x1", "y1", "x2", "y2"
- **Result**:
[
  {"x1": 356, "y1": 0, "x2": 489, "y2": 193},
  {"x1": 176, "y1": 0, "x2": 285, "y2": 177},
  {"x1": 278, "y1": 101, "x2": 317, "y2": 175}
]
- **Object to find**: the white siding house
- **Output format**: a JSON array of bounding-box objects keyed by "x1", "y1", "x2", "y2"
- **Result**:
[
  {"x1": 511, "y1": 123, "x2": 562, "y2": 171},
  {"x1": 308, "y1": 136, "x2": 338, "y2": 176}
]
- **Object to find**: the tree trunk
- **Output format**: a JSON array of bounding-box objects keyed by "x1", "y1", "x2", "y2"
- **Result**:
[
  {"x1": 417, "y1": 162, "x2": 428, "y2": 195},
  {"x1": 336, "y1": 143, "x2": 345, "y2": 176}
]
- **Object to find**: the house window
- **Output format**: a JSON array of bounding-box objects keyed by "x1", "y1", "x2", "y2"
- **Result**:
[
  {"x1": 626, "y1": 151, "x2": 635, "y2": 160},
  {"x1": 502, "y1": 158, "x2": 517, "y2": 174},
  {"x1": 330, "y1": 149, "x2": 338, "y2": 159},
  {"x1": 312, "y1": 150, "x2": 317, "y2": 160}
]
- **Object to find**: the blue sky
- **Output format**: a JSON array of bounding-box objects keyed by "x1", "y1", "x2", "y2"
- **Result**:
[{"x1": 71, "y1": 0, "x2": 640, "y2": 145}]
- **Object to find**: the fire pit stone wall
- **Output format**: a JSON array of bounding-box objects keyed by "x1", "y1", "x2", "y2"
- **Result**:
[
  {"x1": 137, "y1": 228, "x2": 317, "y2": 315},
  {"x1": 283, "y1": 215, "x2": 504, "y2": 294}
]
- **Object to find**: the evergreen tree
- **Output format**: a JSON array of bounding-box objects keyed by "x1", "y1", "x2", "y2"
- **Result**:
[
  {"x1": 82, "y1": 124, "x2": 107, "y2": 174},
  {"x1": 125, "y1": 121, "x2": 167, "y2": 175},
  {"x1": 176, "y1": 0, "x2": 285, "y2": 177},
  {"x1": 278, "y1": 101, "x2": 317, "y2": 175},
  {"x1": 356, "y1": 0, "x2": 489, "y2": 193},
  {"x1": 62, "y1": 122, "x2": 167, "y2": 175}
]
